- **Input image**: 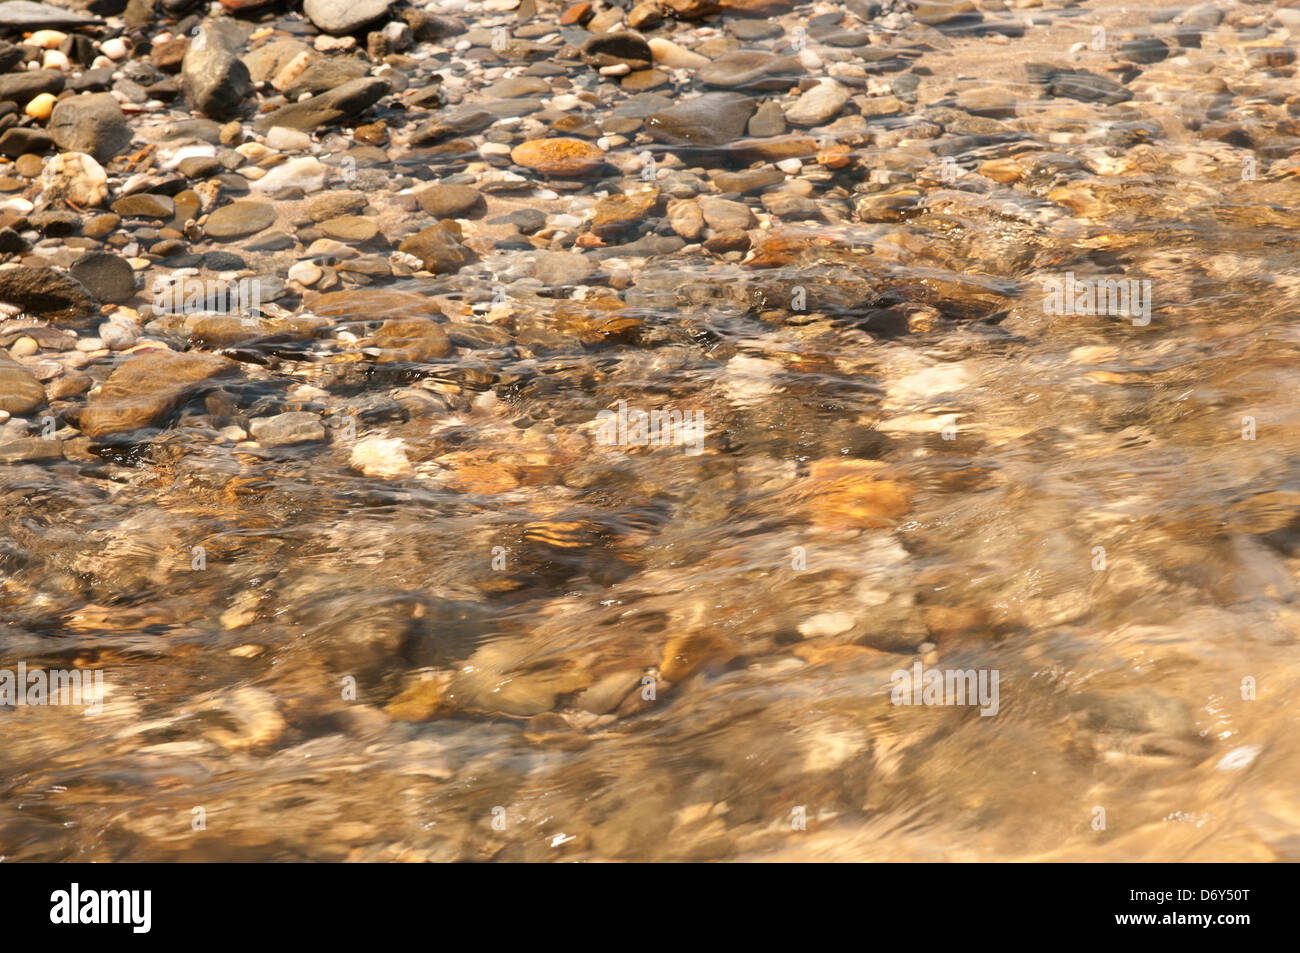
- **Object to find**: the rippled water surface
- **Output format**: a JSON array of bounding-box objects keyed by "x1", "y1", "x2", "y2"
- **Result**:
[{"x1": 3, "y1": 0, "x2": 1300, "y2": 861}]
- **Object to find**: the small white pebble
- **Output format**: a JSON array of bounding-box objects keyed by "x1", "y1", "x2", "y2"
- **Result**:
[
  {"x1": 264, "y1": 126, "x2": 312, "y2": 151},
  {"x1": 100, "y1": 37, "x2": 128, "y2": 60}
]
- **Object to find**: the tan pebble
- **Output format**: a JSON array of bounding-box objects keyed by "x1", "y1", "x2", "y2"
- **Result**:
[
  {"x1": 28, "y1": 29, "x2": 66, "y2": 49},
  {"x1": 25, "y1": 93, "x2": 55, "y2": 121},
  {"x1": 10, "y1": 336, "x2": 38, "y2": 357},
  {"x1": 648, "y1": 37, "x2": 709, "y2": 69},
  {"x1": 510, "y1": 137, "x2": 606, "y2": 177},
  {"x1": 236, "y1": 141, "x2": 274, "y2": 161},
  {"x1": 271, "y1": 50, "x2": 313, "y2": 93},
  {"x1": 287, "y1": 261, "x2": 322, "y2": 286}
]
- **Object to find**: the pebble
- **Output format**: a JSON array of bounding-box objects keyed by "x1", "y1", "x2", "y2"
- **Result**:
[
  {"x1": 69, "y1": 251, "x2": 136, "y2": 303},
  {"x1": 0, "y1": 347, "x2": 45, "y2": 415},
  {"x1": 24, "y1": 91, "x2": 54, "y2": 120},
  {"x1": 48, "y1": 93, "x2": 132, "y2": 162},
  {"x1": 250, "y1": 411, "x2": 326, "y2": 447},
  {"x1": 646, "y1": 92, "x2": 757, "y2": 146},
  {"x1": 784, "y1": 79, "x2": 850, "y2": 127},
  {"x1": 510, "y1": 137, "x2": 606, "y2": 176},
  {"x1": 79, "y1": 350, "x2": 235, "y2": 438},
  {"x1": 350, "y1": 435, "x2": 412, "y2": 478},
  {"x1": 288, "y1": 261, "x2": 322, "y2": 285},
  {"x1": 264, "y1": 127, "x2": 313, "y2": 151},
  {"x1": 648, "y1": 37, "x2": 709, "y2": 70},
  {"x1": 251, "y1": 156, "x2": 329, "y2": 193},
  {"x1": 205, "y1": 201, "x2": 278, "y2": 239}
]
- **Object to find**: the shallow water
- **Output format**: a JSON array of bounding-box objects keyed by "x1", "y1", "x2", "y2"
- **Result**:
[{"x1": 3, "y1": 0, "x2": 1300, "y2": 861}]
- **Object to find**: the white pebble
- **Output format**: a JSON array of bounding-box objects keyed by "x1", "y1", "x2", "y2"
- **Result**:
[
  {"x1": 264, "y1": 126, "x2": 312, "y2": 151},
  {"x1": 288, "y1": 261, "x2": 322, "y2": 286},
  {"x1": 101, "y1": 37, "x2": 128, "y2": 60},
  {"x1": 548, "y1": 94, "x2": 583, "y2": 111}
]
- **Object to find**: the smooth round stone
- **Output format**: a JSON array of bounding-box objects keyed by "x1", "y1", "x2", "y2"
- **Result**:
[
  {"x1": 288, "y1": 260, "x2": 322, "y2": 285},
  {"x1": 83, "y1": 213, "x2": 119, "y2": 238},
  {"x1": 318, "y1": 215, "x2": 380, "y2": 242},
  {"x1": 178, "y1": 155, "x2": 223, "y2": 178},
  {"x1": 69, "y1": 251, "x2": 136, "y2": 303},
  {"x1": 580, "y1": 32, "x2": 652, "y2": 70},
  {"x1": 111, "y1": 193, "x2": 175, "y2": 219},
  {"x1": 729, "y1": 19, "x2": 783, "y2": 40},
  {"x1": 171, "y1": 190, "x2": 201, "y2": 226},
  {"x1": 150, "y1": 239, "x2": 192, "y2": 259},
  {"x1": 308, "y1": 191, "x2": 368, "y2": 222},
  {"x1": 621, "y1": 69, "x2": 668, "y2": 92},
  {"x1": 14, "y1": 154, "x2": 43, "y2": 178},
  {"x1": 697, "y1": 51, "x2": 803, "y2": 91},
  {"x1": 494, "y1": 208, "x2": 546, "y2": 233},
  {"x1": 303, "y1": 0, "x2": 393, "y2": 36},
  {"x1": 415, "y1": 184, "x2": 484, "y2": 218},
  {"x1": 205, "y1": 201, "x2": 277, "y2": 239},
  {"x1": 264, "y1": 126, "x2": 313, "y2": 151},
  {"x1": 510, "y1": 137, "x2": 606, "y2": 177},
  {"x1": 783, "y1": 79, "x2": 849, "y2": 127},
  {"x1": 645, "y1": 92, "x2": 757, "y2": 146}
]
